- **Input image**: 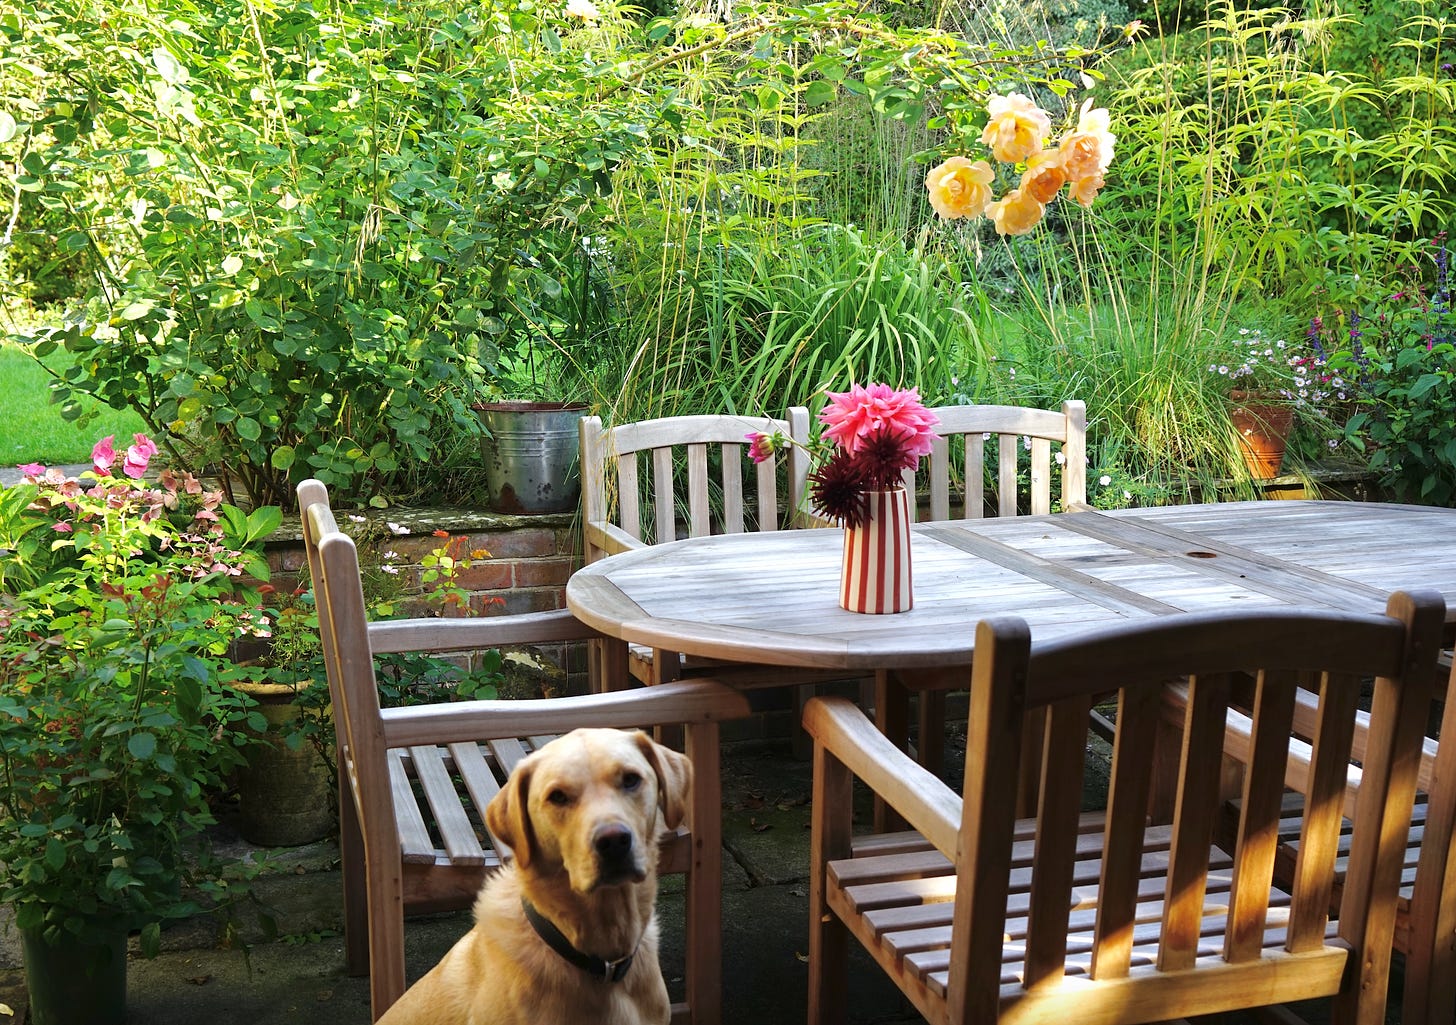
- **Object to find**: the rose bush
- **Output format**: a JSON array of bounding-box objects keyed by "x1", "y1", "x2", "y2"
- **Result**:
[
  {"x1": 925, "y1": 93, "x2": 1116, "y2": 236},
  {"x1": 0, "y1": 437, "x2": 279, "y2": 952}
]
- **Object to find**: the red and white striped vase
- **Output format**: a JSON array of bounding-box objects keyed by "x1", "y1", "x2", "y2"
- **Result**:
[{"x1": 840, "y1": 487, "x2": 914, "y2": 614}]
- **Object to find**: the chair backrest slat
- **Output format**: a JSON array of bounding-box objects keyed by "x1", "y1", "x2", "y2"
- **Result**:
[
  {"x1": 722, "y1": 442, "x2": 746, "y2": 534},
  {"x1": 1159, "y1": 670, "x2": 1233, "y2": 971},
  {"x1": 618, "y1": 451, "x2": 641, "y2": 541},
  {"x1": 754, "y1": 448, "x2": 778, "y2": 533},
  {"x1": 581, "y1": 410, "x2": 809, "y2": 557},
  {"x1": 1024, "y1": 694, "x2": 1092, "y2": 986},
  {"x1": 907, "y1": 400, "x2": 1087, "y2": 522},
  {"x1": 1030, "y1": 437, "x2": 1052, "y2": 516},
  {"x1": 1225, "y1": 669, "x2": 1299, "y2": 963},
  {"x1": 1286, "y1": 670, "x2": 1360, "y2": 952},
  {"x1": 652, "y1": 446, "x2": 675, "y2": 544},
  {"x1": 998, "y1": 434, "x2": 1018, "y2": 518},
  {"x1": 1090, "y1": 683, "x2": 1163, "y2": 980},
  {"x1": 687, "y1": 442, "x2": 711, "y2": 538}
]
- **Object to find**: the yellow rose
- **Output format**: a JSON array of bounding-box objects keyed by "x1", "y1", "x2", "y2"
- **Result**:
[
  {"x1": 1058, "y1": 99, "x2": 1116, "y2": 180},
  {"x1": 924, "y1": 157, "x2": 995, "y2": 220},
  {"x1": 1068, "y1": 173, "x2": 1105, "y2": 208},
  {"x1": 979, "y1": 93, "x2": 1052, "y2": 164},
  {"x1": 1020, "y1": 151, "x2": 1065, "y2": 205},
  {"x1": 987, "y1": 188, "x2": 1045, "y2": 236}
]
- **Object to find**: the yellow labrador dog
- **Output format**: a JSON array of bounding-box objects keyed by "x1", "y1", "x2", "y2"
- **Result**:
[{"x1": 377, "y1": 727, "x2": 692, "y2": 1025}]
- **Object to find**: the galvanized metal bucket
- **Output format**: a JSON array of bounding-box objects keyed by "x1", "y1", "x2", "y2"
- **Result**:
[{"x1": 475, "y1": 401, "x2": 587, "y2": 515}]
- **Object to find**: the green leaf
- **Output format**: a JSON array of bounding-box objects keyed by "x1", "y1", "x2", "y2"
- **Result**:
[
  {"x1": 804, "y1": 80, "x2": 836, "y2": 106},
  {"x1": 271, "y1": 446, "x2": 296, "y2": 470},
  {"x1": 0, "y1": 111, "x2": 16, "y2": 145},
  {"x1": 44, "y1": 838, "x2": 67, "y2": 872},
  {"x1": 128, "y1": 732, "x2": 157, "y2": 760}
]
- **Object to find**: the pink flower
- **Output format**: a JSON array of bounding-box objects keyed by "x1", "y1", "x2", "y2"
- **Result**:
[
  {"x1": 819, "y1": 383, "x2": 939, "y2": 460},
  {"x1": 91, "y1": 435, "x2": 117, "y2": 476},
  {"x1": 17, "y1": 462, "x2": 45, "y2": 479},
  {"x1": 745, "y1": 430, "x2": 783, "y2": 464},
  {"x1": 122, "y1": 433, "x2": 159, "y2": 479}
]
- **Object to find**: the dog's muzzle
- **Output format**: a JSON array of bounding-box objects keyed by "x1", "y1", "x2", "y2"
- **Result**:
[{"x1": 592, "y1": 822, "x2": 645, "y2": 884}]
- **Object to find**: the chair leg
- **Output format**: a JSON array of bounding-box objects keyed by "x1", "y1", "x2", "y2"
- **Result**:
[
  {"x1": 808, "y1": 741, "x2": 852, "y2": 1025},
  {"x1": 873, "y1": 671, "x2": 909, "y2": 832},
  {"x1": 339, "y1": 772, "x2": 369, "y2": 976},
  {"x1": 366, "y1": 849, "x2": 408, "y2": 1023},
  {"x1": 916, "y1": 690, "x2": 946, "y2": 777},
  {"x1": 684, "y1": 723, "x2": 723, "y2": 1025}
]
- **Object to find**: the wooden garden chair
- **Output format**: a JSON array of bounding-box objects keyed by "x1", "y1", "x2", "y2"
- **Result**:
[
  {"x1": 804, "y1": 590, "x2": 1444, "y2": 1025},
  {"x1": 1207, "y1": 644, "x2": 1456, "y2": 1025},
  {"x1": 298, "y1": 479, "x2": 749, "y2": 1024},
  {"x1": 882, "y1": 399, "x2": 1088, "y2": 795},
  {"x1": 578, "y1": 408, "x2": 853, "y2": 742}
]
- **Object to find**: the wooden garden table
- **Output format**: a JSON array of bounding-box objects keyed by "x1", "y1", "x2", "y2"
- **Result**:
[
  {"x1": 568, "y1": 498, "x2": 1456, "y2": 825},
  {"x1": 567, "y1": 500, "x2": 1456, "y2": 673}
]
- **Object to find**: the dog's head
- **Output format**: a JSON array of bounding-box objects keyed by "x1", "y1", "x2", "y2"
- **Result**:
[{"x1": 486, "y1": 728, "x2": 692, "y2": 893}]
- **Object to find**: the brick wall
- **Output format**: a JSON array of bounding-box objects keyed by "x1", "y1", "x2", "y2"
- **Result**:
[{"x1": 265, "y1": 508, "x2": 578, "y2": 614}]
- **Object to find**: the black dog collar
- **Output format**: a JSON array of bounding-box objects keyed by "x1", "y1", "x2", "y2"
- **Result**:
[{"x1": 521, "y1": 898, "x2": 637, "y2": 983}]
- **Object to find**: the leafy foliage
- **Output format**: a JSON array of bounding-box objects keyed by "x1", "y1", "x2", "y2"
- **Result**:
[
  {"x1": 0, "y1": 452, "x2": 278, "y2": 949},
  {"x1": 1331, "y1": 232, "x2": 1456, "y2": 503}
]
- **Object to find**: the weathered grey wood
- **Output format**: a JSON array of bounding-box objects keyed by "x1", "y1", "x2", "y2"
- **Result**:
[{"x1": 567, "y1": 501, "x2": 1456, "y2": 674}]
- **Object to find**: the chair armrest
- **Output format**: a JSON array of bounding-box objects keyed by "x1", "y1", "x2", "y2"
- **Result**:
[
  {"x1": 380, "y1": 679, "x2": 751, "y2": 748},
  {"x1": 368, "y1": 608, "x2": 598, "y2": 654},
  {"x1": 584, "y1": 521, "x2": 643, "y2": 558},
  {"x1": 802, "y1": 696, "x2": 961, "y2": 859}
]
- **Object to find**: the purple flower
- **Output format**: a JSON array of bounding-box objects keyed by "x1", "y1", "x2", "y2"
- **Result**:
[{"x1": 809, "y1": 450, "x2": 871, "y2": 528}]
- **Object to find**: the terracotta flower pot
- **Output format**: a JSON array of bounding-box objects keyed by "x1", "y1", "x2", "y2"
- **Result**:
[{"x1": 1230, "y1": 399, "x2": 1295, "y2": 479}]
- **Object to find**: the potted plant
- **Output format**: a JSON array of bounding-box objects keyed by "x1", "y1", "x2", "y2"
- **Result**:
[
  {"x1": 0, "y1": 436, "x2": 278, "y2": 1025},
  {"x1": 1208, "y1": 327, "x2": 1342, "y2": 479},
  {"x1": 474, "y1": 245, "x2": 614, "y2": 515}
]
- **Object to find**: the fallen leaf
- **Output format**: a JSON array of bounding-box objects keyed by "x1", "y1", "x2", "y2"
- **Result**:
[
  {"x1": 795, "y1": 951, "x2": 808, "y2": 963},
  {"x1": 186, "y1": 975, "x2": 212, "y2": 986},
  {"x1": 750, "y1": 818, "x2": 772, "y2": 833}
]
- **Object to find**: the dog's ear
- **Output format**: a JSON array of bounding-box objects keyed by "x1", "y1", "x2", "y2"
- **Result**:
[
  {"x1": 633, "y1": 731, "x2": 694, "y2": 831},
  {"x1": 487, "y1": 762, "x2": 537, "y2": 869}
]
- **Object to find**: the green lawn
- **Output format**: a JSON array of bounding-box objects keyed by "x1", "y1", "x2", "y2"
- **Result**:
[{"x1": 0, "y1": 340, "x2": 147, "y2": 466}]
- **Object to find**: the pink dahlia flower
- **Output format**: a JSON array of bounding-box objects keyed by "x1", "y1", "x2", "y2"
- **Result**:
[{"x1": 819, "y1": 383, "x2": 939, "y2": 460}]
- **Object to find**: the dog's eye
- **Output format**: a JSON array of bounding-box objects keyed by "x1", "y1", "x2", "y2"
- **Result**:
[
  {"x1": 621, "y1": 771, "x2": 643, "y2": 792},
  {"x1": 545, "y1": 789, "x2": 571, "y2": 807}
]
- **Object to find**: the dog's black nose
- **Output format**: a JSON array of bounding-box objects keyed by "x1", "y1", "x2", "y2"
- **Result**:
[{"x1": 593, "y1": 823, "x2": 634, "y2": 863}]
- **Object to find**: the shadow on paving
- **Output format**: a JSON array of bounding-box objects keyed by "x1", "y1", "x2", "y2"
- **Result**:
[{"x1": 0, "y1": 732, "x2": 1399, "y2": 1024}]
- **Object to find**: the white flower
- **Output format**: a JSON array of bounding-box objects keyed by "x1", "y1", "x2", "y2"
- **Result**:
[
  {"x1": 348, "y1": 514, "x2": 366, "y2": 523},
  {"x1": 565, "y1": 0, "x2": 600, "y2": 17},
  {"x1": 1099, "y1": 474, "x2": 1112, "y2": 486},
  {"x1": 1123, "y1": 489, "x2": 1132, "y2": 499},
  {"x1": 1218, "y1": 365, "x2": 1229, "y2": 375},
  {"x1": 382, "y1": 550, "x2": 400, "y2": 561},
  {"x1": 1055, "y1": 452, "x2": 1066, "y2": 465},
  {"x1": 381, "y1": 564, "x2": 401, "y2": 575},
  {"x1": 387, "y1": 521, "x2": 409, "y2": 535}
]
